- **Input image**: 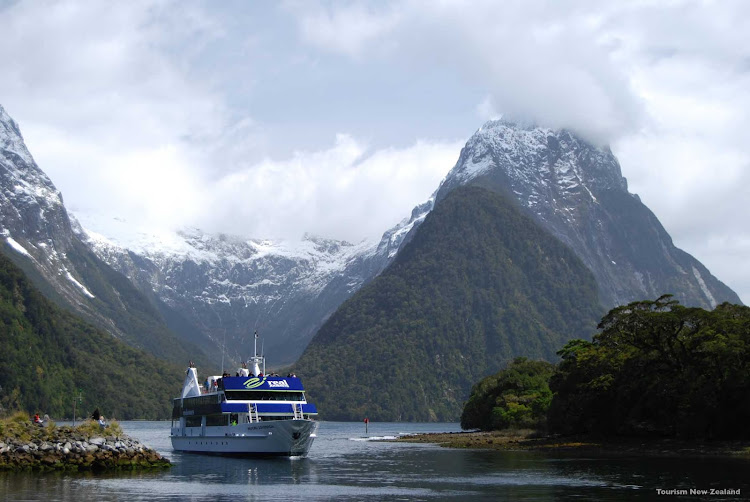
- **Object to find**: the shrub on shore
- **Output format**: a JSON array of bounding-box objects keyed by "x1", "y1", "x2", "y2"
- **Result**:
[{"x1": 461, "y1": 358, "x2": 554, "y2": 431}]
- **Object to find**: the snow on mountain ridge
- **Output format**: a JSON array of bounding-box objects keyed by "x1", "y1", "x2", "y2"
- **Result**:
[
  {"x1": 75, "y1": 213, "x2": 379, "y2": 298},
  {"x1": 1, "y1": 105, "x2": 65, "y2": 235},
  {"x1": 0, "y1": 105, "x2": 35, "y2": 167},
  {"x1": 451, "y1": 119, "x2": 628, "y2": 200},
  {"x1": 74, "y1": 189, "x2": 429, "y2": 365}
]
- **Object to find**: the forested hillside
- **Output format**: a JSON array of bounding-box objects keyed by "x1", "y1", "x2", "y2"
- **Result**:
[
  {"x1": 293, "y1": 186, "x2": 603, "y2": 421},
  {"x1": 0, "y1": 252, "x2": 183, "y2": 419}
]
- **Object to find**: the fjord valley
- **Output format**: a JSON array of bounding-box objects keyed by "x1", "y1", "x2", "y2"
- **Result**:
[{"x1": 1, "y1": 102, "x2": 743, "y2": 424}]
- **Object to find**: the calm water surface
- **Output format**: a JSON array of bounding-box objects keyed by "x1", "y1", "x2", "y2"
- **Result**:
[{"x1": 2, "y1": 421, "x2": 749, "y2": 501}]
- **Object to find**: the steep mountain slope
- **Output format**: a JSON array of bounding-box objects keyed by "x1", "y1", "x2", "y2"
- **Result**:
[
  {"x1": 434, "y1": 120, "x2": 740, "y2": 309},
  {"x1": 0, "y1": 252, "x2": 182, "y2": 419},
  {"x1": 0, "y1": 104, "x2": 204, "y2": 365},
  {"x1": 293, "y1": 186, "x2": 602, "y2": 421}
]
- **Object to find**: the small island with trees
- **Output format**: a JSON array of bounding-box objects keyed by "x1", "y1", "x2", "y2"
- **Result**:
[{"x1": 399, "y1": 296, "x2": 750, "y2": 456}]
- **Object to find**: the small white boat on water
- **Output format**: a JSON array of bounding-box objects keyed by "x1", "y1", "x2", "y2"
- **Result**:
[{"x1": 170, "y1": 335, "x2": 319, "y2": 456}]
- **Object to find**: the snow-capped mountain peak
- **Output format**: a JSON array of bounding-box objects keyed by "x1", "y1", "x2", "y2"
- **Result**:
[
  {"x1": 441, "y1": 119, "x2": 628, "y2": 206},
  {"x1": 430, "y1": 119, "x2": 739, "y2": 310}
]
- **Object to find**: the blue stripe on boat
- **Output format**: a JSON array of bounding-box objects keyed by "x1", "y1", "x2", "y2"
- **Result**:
[{"x1": 220, "y1": 403, "x2": 250, "y2": 413}]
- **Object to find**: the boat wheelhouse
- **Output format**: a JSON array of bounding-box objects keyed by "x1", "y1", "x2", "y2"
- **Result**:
[{"x1": 170, "y1": 339, "x2": 318, "y2": 456}]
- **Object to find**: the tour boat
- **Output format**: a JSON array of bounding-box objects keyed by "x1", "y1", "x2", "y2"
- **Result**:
[{"x1": 170, "y1": 336, "x2": 319, "y2": 456}]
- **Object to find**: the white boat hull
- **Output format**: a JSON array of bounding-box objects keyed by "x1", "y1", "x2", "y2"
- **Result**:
[{"x1": 170, "y1": 419, "x2": 319, "y2": 456}]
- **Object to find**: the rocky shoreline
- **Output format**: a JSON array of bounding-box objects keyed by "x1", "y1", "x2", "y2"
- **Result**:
[
  {"x1": 392, "y1": 430, "x2": 750, "y2": 458},
  {"x1": 0, "y1": 418, "x2": 170, "y2": 471}
]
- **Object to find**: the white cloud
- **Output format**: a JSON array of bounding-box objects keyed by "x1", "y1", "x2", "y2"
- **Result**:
[
  {"x1": 288, "y1": 1, "x2": 402, "y2": 58},
  {"x1": 290, "y1": 0, "x2": 645, "y2": 144},
  {"x1": 0, "y1": 0, "x2": 240, "y2": 230},
  {"x1": 476, "y1": 96, "x2": 500, "y2": 121},
  {"x1": 202, "y1": 135, "x2": 463, "y2": 241}
]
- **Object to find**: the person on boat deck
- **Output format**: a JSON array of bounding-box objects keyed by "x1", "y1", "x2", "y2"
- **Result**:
[{"x1": 204, "y1": 378, "x2": 209, "y2": 392}]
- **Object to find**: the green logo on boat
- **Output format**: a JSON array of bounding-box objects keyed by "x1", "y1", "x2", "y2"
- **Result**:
[{"x1": 244, "y1": 377, "x2": 267, "y2": 389}]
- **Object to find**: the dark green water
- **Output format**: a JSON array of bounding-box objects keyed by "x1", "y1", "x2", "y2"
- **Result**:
[{"x1": 1, "y1": 422, "x2": 748, "y2": 500}]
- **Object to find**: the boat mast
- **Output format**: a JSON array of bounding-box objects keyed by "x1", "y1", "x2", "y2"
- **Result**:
[{"x1": 249, "y1": 330, "x2": 263, "y2": 376}]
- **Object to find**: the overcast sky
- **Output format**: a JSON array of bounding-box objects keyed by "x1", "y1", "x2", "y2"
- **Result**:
[{"x1": 1, "y1": 0, "x2": 748, "y2": 303}]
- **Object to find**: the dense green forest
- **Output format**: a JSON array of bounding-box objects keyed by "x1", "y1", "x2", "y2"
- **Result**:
[
  {"x1": 461, "y1": 357, "x2": 554, "y2": 431},
  {"x1": 0, "y1": 252, "x2": 184, "y2": 419},
  {"x1": 463, "y1": 296, "x2": 750, "y2": 439},
  {"x1": 549, "y1": 296, "x2": 750, "y2": 438},
  {"x1": 294, "y1": 186, "x2": 602, "y2": 421}
]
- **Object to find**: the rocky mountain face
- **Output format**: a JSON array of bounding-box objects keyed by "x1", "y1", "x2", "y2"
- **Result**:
[
  {"x1": 434, "y1": 120, "x2": 741, "y2": 309},
  {"x1": 77, "y1": 199, "x2": 434, "y2": 367},
  {"x1": 0, "y1": 104, "x2": 203, "y2": 365},
  {"x1": 1, "y1": 105, "x2": 76, "y2": 290}
]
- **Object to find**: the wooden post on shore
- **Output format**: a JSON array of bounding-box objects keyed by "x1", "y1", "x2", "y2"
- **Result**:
[{"x1": 72, "y1": 389, "x2": 82, "y2": 426}]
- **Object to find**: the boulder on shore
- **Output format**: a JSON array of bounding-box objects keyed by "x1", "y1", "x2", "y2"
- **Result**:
[{"x1": 0, "y1": 419, "x2": 170, "y2": 472}]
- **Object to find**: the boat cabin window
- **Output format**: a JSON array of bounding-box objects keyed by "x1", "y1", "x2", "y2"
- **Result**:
[
  {"x1": 206, "y1": 414, "x2": 227, "y2": 427},
  {"x1": 179, "y1": 395, "x2": 218, "y2": 406},
  {"x1": 185, "y1": 416, "x2": 202, "y2": 427},
  {"x1": 224, "y1": 390, "x2": 305, "y2": 401}
]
